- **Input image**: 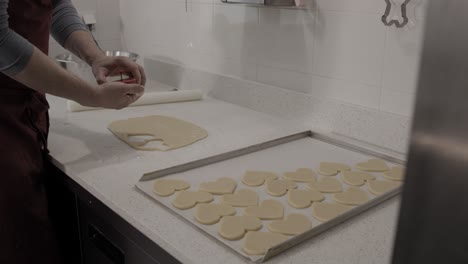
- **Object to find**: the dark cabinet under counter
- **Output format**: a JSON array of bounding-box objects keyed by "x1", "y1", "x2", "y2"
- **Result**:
[{"x1": 46, "y1": 163, "x2": 181, "y2": 264}]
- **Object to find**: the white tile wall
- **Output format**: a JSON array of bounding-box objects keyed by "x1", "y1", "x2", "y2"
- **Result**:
[
  {"x1": 120, "y1": 0, "x2": 427, "y2": 118},
  {"x1": 49, "y1": 0, "x2": 122, "y2": 58}
]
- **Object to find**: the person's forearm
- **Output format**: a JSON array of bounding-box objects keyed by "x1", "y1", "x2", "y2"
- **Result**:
[
  {"x1": 13, "y1": 47, "x2": 98, "y2": 106},
  {"x1": 64, "y1": 30, "x2": 105, "y2": 66}
]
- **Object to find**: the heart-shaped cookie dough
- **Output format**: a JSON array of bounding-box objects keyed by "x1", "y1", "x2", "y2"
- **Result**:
[
  {"x1": 242, "y1": 171, "x2": 278, "y2": 186},
  {"x1": 194, "y1": 203, "x2": 236, "y2": 225},
  {"x1": 383, "y1": 166, "x2": 405, "y2": 181},
  {"x1": 308, "y1": 177, "x2": 343, "y2": 193},
  {"x1": 266, "y1": 179, "x2": 297, "y2": 197},
  {"x1": 222, "y1": 189, "x2": 258, "y2": 207},
  {"x1": 268, "y1": 214, "x2": 312, "y2": 236},
  {"x1": 342, "y1": 171, "x2": 375, "y2": 186},
  {"x1": 367, "y1": 180, "x2": 402, "y2": 195},
  {"x1": 287, "y1": 189, "x2": 324, "y2": 209},
  {"x1": 172, "y1": 191, "x2": 213, "y2": 210},
  {"x1": 356, "y1": 159, "x2": 389, "y2": 172},
  {"x1": 244, "y1": 200, "x2": 284, "y2": 220},
  {"x1": 318, "y1": 162, "x2": 351, "y2": 176},
  {"x1": 218, "y1": 216, "x2": 262, "y2": 240},
  {"x1": 334, "y1": 187, "x2": 369, "y2": 205},
  {"x1": 152, "y1": 179, "x2": 190, "y2": 197},
  {"x1": 283, "y1": 168, "x2": 317, "y2": 183},
  {"x1": 199, "y1": 177, "x2": 237, "y2": 194},
  {"x1": 312, "y1": 202, "x2": 352, "y2": 222},
  {"x1": 243, "y1": 231, "x2": 289, "y2": 255}
]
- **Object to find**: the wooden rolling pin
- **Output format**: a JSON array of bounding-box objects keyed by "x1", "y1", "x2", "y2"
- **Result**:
[{"x1": 67, "y1": 89, "x2": 204, "y2": 112}]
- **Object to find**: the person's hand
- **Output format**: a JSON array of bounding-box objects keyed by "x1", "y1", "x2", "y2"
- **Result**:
[
  {"x1": 87, "y1": 82, "x2": 145, "y2": 110},
  {"x1": 91, "y1": 56, "x2": 146, "y2": 85}
]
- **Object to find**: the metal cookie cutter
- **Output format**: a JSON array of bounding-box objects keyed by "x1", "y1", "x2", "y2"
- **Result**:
[{"x1": 382, "y1": 0, "x2": 411, "y2": 28}]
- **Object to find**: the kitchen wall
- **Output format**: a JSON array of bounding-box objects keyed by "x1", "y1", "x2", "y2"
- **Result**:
[
  {"x1": 49, "y1": 0, "x2": 122, "y2": 58},
  {"x1": 120, "y1": 0, "x2": 427, "y2": 118}
]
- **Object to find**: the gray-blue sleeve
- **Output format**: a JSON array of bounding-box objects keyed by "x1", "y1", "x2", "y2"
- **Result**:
[
  {"x1": 51, "y1": 0, "x2": 88, "y2": 46},
  {"x1": 0, "y1": 0, "x2": 34, "y2": 76}
]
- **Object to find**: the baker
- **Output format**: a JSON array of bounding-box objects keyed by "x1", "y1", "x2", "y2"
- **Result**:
[{"x1": 0, "y1": 0, "x2": 146, "y2": 263}]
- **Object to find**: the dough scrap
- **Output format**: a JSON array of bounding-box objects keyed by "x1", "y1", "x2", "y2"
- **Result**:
[
  {"x1": 266, "y1": 179, "x2": 297, "y2": 197},
  {"x1": 334, "y1": 187, "x2": 369, "y2": 206},
  {"x1": 108, "y1": 115, "x2": 208, "y2": 151},
  {"x1": 308, "y1": 177, "x2": 343, "y2": 193},
  {"x1": 242, "y1": 171, "x2": 278, "y2": 186},
  {"x1": 199, "y1": 178, "x2": 237, "y2": 194},
  {"x1": 312, "y1": 202, "x2": 352, "y2": 222},
  {"x1": 356, "y1": 159, "x2": 389, "y2": 172},
  {"x1": 194, "y1": 203, "x2": 236, "y2": 225},
  {"x1": 172, "y1": 191, "x2": 213, "y2": 210},
  {"x1": 222, "y1": 189, "x2": 258, "y2": 207},
  {"x1": 218, "y1": 216, "x2": 262, "y2": 240},
  {"x1": 244, "y1": 200, "x2": 284, "y2": 220},
  {"x1": 268, "y1": 214, "x2": 312, "y2": 236},
  {"x1": 318, "y1": 162, "x2": 351, "y2": 176},
  {"x1": 243, "y1": 231, "x2": 289, "y2": 255},
  {"x1": 152, "y1": 179, "x2": 190, "y2": 197},
  {"x1": 287, "y1": 189, "x2": 325, "y2": 209},
  {"x1": 367, "y1": 180, "x2": 402, "y2": 195},
  {"x1": 383, "y1": 166, "x2": 405, "y2": 181},
  {"x1": 342, "y1": 171, "x2": 375, "y2": 186},
  {"x1": 283, "y1": 168, "x2": 317, "y2": 183}
]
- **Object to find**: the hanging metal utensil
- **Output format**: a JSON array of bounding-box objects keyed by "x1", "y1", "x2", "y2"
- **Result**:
[{"x1": 382, "y1": 0, "x2": 411, "y2": 28}]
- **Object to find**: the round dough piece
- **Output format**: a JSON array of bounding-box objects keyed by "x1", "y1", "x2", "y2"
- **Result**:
[
  {"x1": 308, "y1": 177, "x2": 342, "y2": 193},
  {"x1": 218, "y1": 216, "x2": 262, "y2": 240},
  {"x1": 283, "y1": 168, "x2": 317, "y2": 183},
  {"x1": 356, "y1": 159, "x2": 389, "y2": 172},
  {"x1": 266, "y1": 179, "x2": 297, "y2": 197},
  {"x1": 172, "y1": 191, "x2": 213, "y2": 210},
  {"x1": 242, "y1": 171, "x2": 278, "y2": 186},
  {"x1": 318, "y1": 162, "x2": 351, "y2": 176},
  {"x1": 383, "y1": 166, "x2": 405, "y2": 181},
  {"x1": 243, "y1": 231, "x2": 289, "y2": 255},
  {"x1": 152, "y1": 179, "x2": 190, "y2": 197},
  {"x1": 244, "y1": 200, "x2": 284, "y2": 220},
  {"x1": 367, "y1": 180, "x2": 402, "y2": 195},
  {"x1": 268, "y1": 214, "x2": 312, "y2": 236},
  {"x1": 287, "y1": 189, "x2": 325, "y2": 209},
  {"x1": 342, "y1": 171, "x2": 375, "y2": 186},
  {"x1": 312, "y1": 202, "x2": 352, "y2": 222},
  {"x1": 222, "y1": 189, "x2": 258, "y2": 207},
  {"x1": 194, "y1": 203, "x2": 236, "y2": 225},
  {"x1": 333, "y1": 187, "x2": 369, "y2": 206},
  {"x1": 199, "y1": 177, "x2": 237, "y2": 194}
]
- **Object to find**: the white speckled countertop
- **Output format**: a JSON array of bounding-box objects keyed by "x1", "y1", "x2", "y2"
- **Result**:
[{"x1": 47, "y1": 94, "x2": 400, "y2": 264}]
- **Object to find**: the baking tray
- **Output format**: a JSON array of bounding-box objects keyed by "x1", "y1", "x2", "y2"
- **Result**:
[{"x1": 136, "y1": 130, "x2": 404, "y2": 262}]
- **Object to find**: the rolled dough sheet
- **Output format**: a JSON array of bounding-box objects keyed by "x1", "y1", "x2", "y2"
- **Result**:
[{"x1": 108, "y1": 115, "x2": 208, "y2": 151}]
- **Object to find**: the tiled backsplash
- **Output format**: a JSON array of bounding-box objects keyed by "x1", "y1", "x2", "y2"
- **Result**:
[
  {"x1": 120, "y1": 0, "x2": 427, "y2": 119},
  {"x1": 49, "y1": 0, "x2": 122, "y2": 58}
]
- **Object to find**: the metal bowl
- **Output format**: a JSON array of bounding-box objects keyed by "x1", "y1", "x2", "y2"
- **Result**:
[
  {"x1": 104, "y1": 51, "x2": 139, "y2": 62},
  {"x1": 56, "y1": 51, "x2": 140, "y2": 83}
]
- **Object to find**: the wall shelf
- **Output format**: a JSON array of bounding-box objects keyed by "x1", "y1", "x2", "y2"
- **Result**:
[{"x1": 220, "y1": 0, "x2": 307, "y2": 10}]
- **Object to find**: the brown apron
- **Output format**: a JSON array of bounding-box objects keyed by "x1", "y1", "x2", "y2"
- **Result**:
[{"x1": 0, "y1": 0, "x2": 62, "y2": 263}]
